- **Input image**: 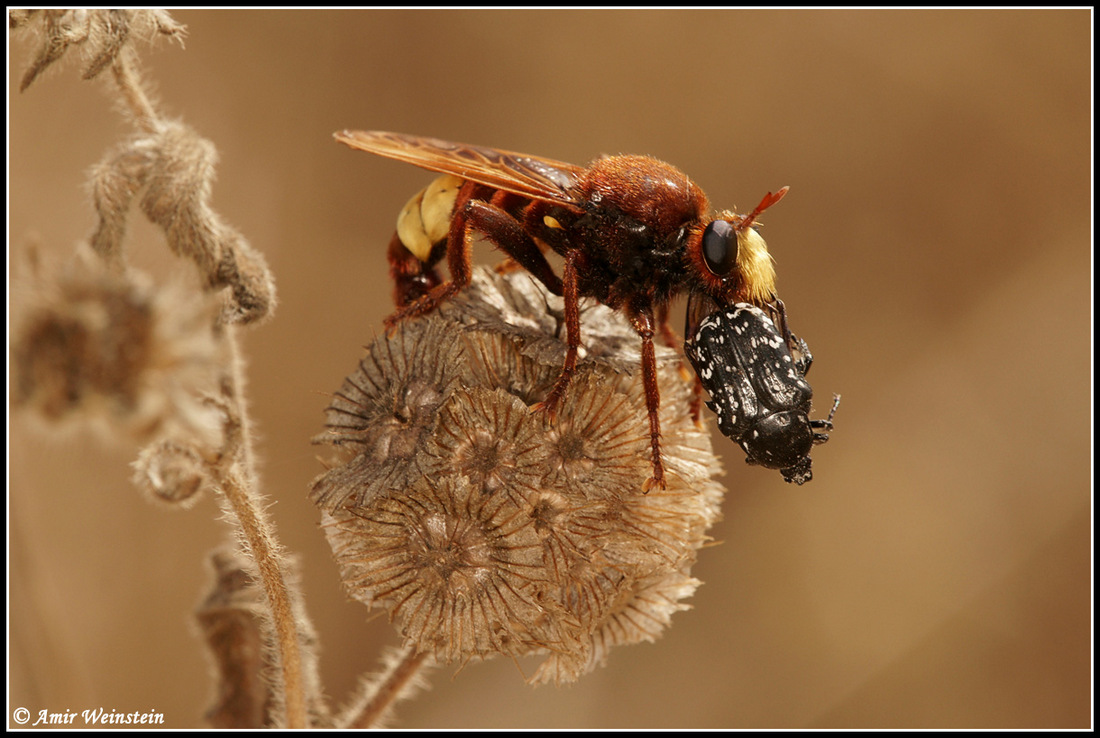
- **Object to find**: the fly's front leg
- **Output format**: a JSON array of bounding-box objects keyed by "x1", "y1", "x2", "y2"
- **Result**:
[
  {"x1": 631, "y1": 306, "x2": 667, "y2": 492},
  {"x1": 655, "y1": 301, "x2": 695, "y2": 385},
  {"x1": 531, "y1": 249, "x2": 580, "y2": 420},
  {"x1": 655, "y1": 302, "x2": 702, "y2": 426}
]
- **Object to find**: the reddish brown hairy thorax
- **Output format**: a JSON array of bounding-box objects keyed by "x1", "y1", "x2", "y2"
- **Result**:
[{"x1": 579, "y1": 155, "x2": 709, "y2": 233}]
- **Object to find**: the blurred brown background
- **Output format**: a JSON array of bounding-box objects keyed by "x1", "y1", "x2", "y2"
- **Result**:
[{"x1": 8, "y1": 9, "x2": 1091, "y2": 729}]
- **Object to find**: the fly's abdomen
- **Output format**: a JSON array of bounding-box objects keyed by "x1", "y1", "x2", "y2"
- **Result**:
[{"x1": 396, "y1": 174, "x2": 463, "y2": 261}]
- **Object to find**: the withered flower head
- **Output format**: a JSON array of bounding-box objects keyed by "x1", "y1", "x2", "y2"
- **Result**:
[
  {"x1": 313, "y1": 267, "x2": 726, "y2": 684},
  {"x1": 324, "y1": 475, "x2": 578, "y2": 663},
  {"x1": 13, "y1": 246, "x2": 224, "y2": 445},
  {"x1": 10, "y1": 9, "x2": 186, "y2": 92},
  {"x1": 310, "y1": 318, "x2": 463, "y2": 509}
]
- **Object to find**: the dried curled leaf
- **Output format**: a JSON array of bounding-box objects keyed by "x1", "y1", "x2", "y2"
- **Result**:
[
  {"x1": 313, "y1": 267, "x2": 726, "y2": 684},
  {"x1": 196, "y1": 548, "x2": 275, "y2": 729},
  {"x1": 196, "y1": 548, "x2": 329, "y2": 729},
  {"x1": 88, "y1": 120, "x2": 277, "y2": 324}
]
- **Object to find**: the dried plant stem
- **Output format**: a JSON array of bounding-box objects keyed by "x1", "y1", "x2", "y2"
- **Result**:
[
  {"x1": 217, "y1": 466, "x2": 307, "y2": 728},
  {"x1": 346, "y1": 647, "x2": 430, "y2": 729},
  {"x1": 110, "y1": 50, "x2": 157, "y2": 134},
  {"x1": 216, "y1": 330, "x2": 308, "y2": 729},
  {"x1": 15, "y1": 11, "x2": 312, "y2": 727},
  {"x1": 107, "y1": 33, "x2": 309, "y2": 727}
]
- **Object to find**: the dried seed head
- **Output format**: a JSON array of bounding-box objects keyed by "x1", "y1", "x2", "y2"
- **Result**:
[
  {"x1": 132, "y1": 437, "x2": 210, "y2": 508},
  {"x1": 313, "y1": 267, "x2": 726, "y2": 683},
  {"x1": 12, "y1": 246, "x2": 224, "y2": 445},
  {"x1": 324, "y1": 476, "x2": 578, "y2": 663},
  {"x1": 542, "y1": 373, "x2": 651, "y2": 497},
  {"x1": 532, "y1": 567, "x2": 702, "y2": 685},
  {"x1": 310, "y1": 318, "x2": 464, "y2": 510},
  {"x1": 421, "y1": 387, "x2": 550, "y2": 506},
  {"x1": 10, "y1": 9, "x2": 186, "y2": 92}
]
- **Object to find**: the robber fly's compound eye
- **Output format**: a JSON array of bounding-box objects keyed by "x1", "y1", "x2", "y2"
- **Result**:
[{"x1": 701, "y1": 220, "x2": 738, "y2": 276}]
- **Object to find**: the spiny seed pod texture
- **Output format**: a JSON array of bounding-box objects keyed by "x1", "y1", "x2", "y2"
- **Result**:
[{"x1": 312, "y1": 267, "x2": 726, "y2": 684}]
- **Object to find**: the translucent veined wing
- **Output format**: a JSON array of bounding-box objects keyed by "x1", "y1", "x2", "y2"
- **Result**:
[{"x1": 335, "y1": 130, "x2": 584, "y2": 206}]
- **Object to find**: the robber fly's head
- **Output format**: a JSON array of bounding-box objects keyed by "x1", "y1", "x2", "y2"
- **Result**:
[{"x1": 685, "y1": 186, "x2": 788, "y2": 308}]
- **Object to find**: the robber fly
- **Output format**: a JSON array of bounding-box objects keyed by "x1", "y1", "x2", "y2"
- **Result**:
[{"x1": 336, "y1": 130, "x2": 790, "y2": 491}]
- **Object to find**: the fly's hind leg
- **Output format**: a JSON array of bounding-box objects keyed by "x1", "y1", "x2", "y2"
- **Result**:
[
  {"x1": 476, "y1": 195, "x2": 564, "y2": 296},
  {"x1": 387, "y1": 232, "x2": 445, "y2": 308},
  {"x1": 383, "y1": 188, "x2": 482, "y2": 331},
  {"x1": 385, "y1": 193, "x2": 564, "y2": 331}
]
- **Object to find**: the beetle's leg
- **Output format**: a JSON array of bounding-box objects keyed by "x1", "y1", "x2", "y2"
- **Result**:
[
  {"x1": 792, "y1": 336, "x2": 814, "y2": 376},
  {"x1": 810, "y1": 394, "x2": 841, "y2": 443},
  {"x1": 810, "y1": 421, "x2": 832, "y2": 444},
  {"x1": 630, "y1": 306, "x2": 667, "y2": 493},
  {"x1": 531, "y1": 249, "x2": 580, "y2": 419},
  {"x1": 826, "y1": 393, "x2": 841, "y2": 421}
]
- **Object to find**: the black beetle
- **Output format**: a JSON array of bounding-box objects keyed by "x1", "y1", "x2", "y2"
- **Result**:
[{"x1": 684, "y1": 302, "x2": 838, "y2": 484}]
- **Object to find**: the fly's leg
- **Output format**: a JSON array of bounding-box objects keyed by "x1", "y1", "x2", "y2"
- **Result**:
[
  {"x1": 654, "y1": 302, "x2": 679, "y2": 350},
  {"x1": 474, "y1": 195, "x2": 564, "y2": 296},
  {"x1": 689, "y1": 372, "x2": 704, "y2": 425},
  {"x1": 655, "y1": 302, "x2": 701, "y2": 424},
  {"x1": 387, "y1": 232, "x2": 444, "y2": 308},
  {"x1": 382, "y1": 187, "x2": 485, "y2": 330},
  {"x1": 656, "y1": 302, "x2": 689, "y2": 370},
  {"x1": 531, "y1": 249, "x2": 579, "y2": 419},
  {"x1": 384, "y1": 185, "x2": 475, "y2": 329},
  {"x1": 630, "y1": 307, "x2": 667, "y2": 492},
  {"x1": 384, "y1": 192, "x2": 564, "y2": 331}
]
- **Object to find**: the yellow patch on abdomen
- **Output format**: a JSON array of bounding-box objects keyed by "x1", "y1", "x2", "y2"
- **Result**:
[{"x1": 396, "y1": 174, "x2": 463, "y2": 261}]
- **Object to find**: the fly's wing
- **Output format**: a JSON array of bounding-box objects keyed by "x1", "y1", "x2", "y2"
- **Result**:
[{"x1": 335, "y1": 130, "x2": 583, "y2": 206}]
